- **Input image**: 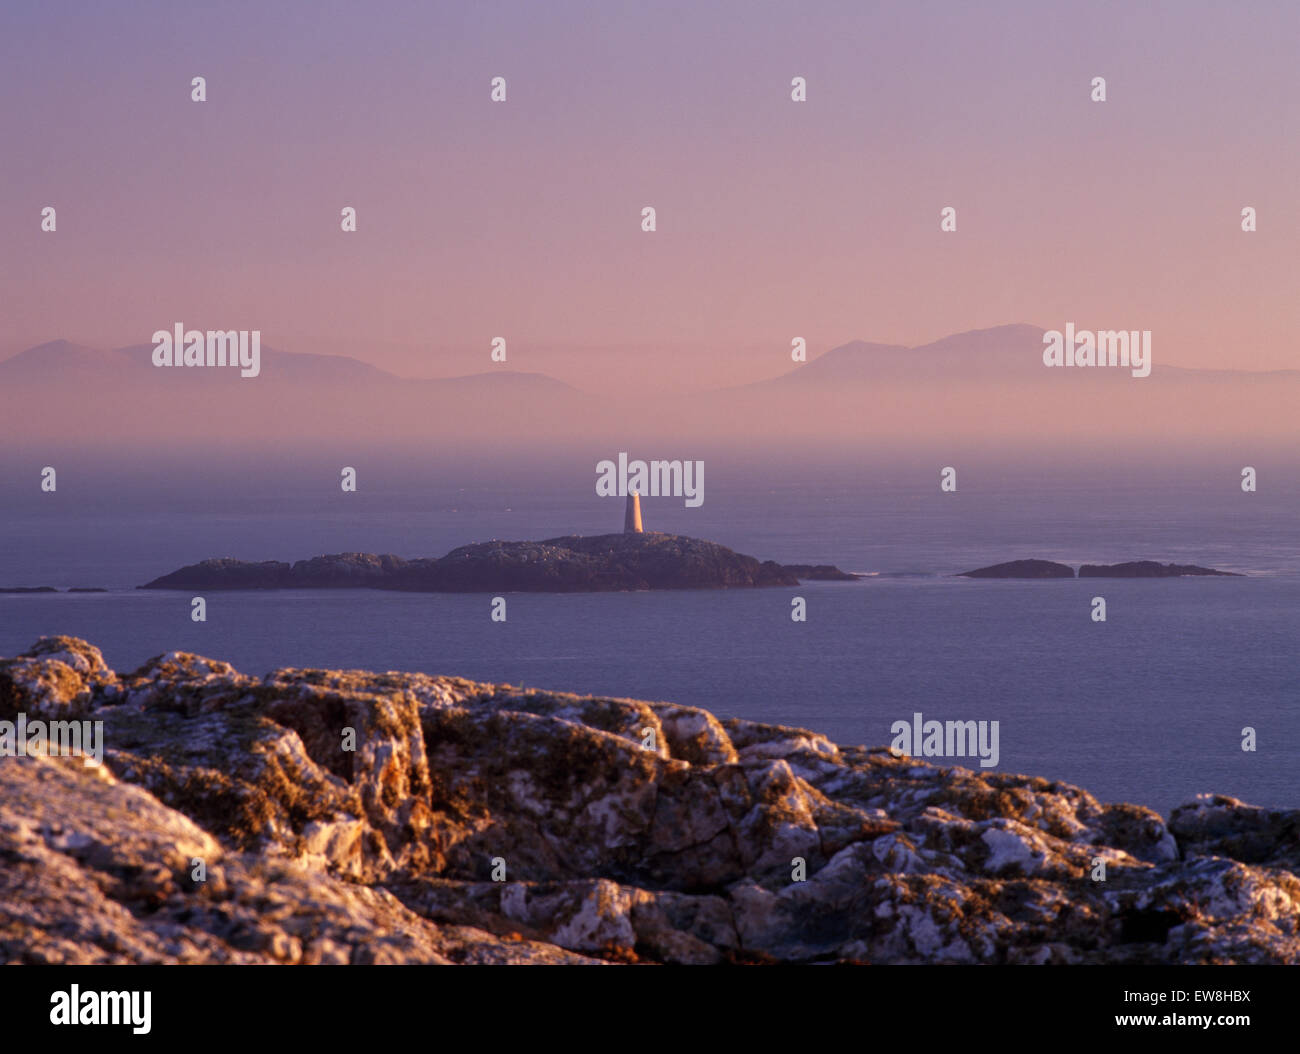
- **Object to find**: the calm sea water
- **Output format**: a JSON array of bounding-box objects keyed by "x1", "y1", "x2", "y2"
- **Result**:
[{"x1": 2, "y1": 460, "x2": 1297, "y2": 816}]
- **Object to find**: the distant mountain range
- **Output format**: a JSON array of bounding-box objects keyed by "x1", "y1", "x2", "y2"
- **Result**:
[
  {"x1": 721, "y1": 323, "x2": 1300, "y2": 389},
  {"x1": 0, "y1": 339, "x2": 582, "y2": 445},
  {"x1": 3, "y1": 326, "x2": 1294, "y2": 448},
  {"x1": 732, "y1": 325, "x2": 1049, "y2": 388},
  {"x1": 685, "y1": 323, "x2": 1299, "y2": 446},
  {"x1": 0, "y1": 339, "x2": 577, "y2": 392}
]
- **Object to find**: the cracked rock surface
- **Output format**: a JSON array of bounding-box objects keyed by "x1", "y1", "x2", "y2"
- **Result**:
[{"x1": 2, "y1": 636, "x2": 1297, "y2": 964}]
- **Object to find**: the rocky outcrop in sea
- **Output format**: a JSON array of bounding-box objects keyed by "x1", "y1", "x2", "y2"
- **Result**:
[
  {"x1": 138, "y1": 533, "x2": 859, "y2": 593},
  {"x1": 1078, "y1": 561, "x2": 1242, "y2": 578},
  {"x1": 959, "y1": 559, "x2": 1240, "y2": 578},
  {"x1": 958, "y1": 559, "x2": 1075, "y2": 579},
  {"x1": 2, "y1": 636, "x2": 1296, "y2": 964}
]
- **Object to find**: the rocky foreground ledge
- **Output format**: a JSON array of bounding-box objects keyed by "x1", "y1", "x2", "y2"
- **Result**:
[
  {"x1": 2, "y1": 637, "x2": 1297, "y2": 965},
  {"x1": 139, "y1": 533, "x2": 859, "y2": 592}
]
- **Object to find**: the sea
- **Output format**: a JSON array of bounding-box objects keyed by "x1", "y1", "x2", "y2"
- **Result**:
[{"x1": 2, "y1": 455, "x2": 1296, "y2": 817}]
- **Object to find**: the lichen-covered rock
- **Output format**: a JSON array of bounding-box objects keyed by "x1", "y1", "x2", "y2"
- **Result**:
[
  {"x1": 0, "y1": 751, "x2": 593, "y2": 964},
  {"x1": 2, "y1": 636, "x2": 1297, "y2": 964},
  {"x1": 0, "y1": 635, "x2": 119, "y2": 717},
  {"x1": 1168, "y1": 794, "x2": 1300, "y2": 873}
]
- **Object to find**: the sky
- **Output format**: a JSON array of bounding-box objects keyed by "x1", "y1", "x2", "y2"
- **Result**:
[{"x1": 1, "y1": 0, "x2": 1298, "y2": 390}]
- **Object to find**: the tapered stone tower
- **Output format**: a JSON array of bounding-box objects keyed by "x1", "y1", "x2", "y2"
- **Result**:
[{"x1": 623, "y1": 490, "x2": 643, "y2": 533}]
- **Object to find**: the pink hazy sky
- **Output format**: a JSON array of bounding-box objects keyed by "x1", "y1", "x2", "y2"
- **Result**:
[{"x1": 1, "y1": 0, "x2": 1297, "y2": 388}]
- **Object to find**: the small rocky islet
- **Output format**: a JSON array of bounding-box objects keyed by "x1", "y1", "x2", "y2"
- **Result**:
[
  {"x1": 0, "y1": 587, "x2": 107, "y2": 594},
  {"x1": 137, "y1": 532, "x2": 861, "y2": 593},
  {"x1": 958, "y1": 559, "x2": 1241, "y2": 579},
  {"x1": 2, "y1": 635, "x2": 1297, "y2": 965}
]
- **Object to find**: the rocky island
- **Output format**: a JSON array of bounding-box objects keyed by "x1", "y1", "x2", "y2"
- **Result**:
[
  {"x1": 0, "y1": 586, "x2": 107, "y2": 594},
  {"x1": 139, "y1": 532, "x2": 861, "y2": 593},
  {"x1": 1078, "y1": 561, "x2": 1242, "y2": 578},
  {"x1": 959, "y1": 559, "x2": 1240, "y2": 579},
  {"x1": 958, "y1": 559, "x2": 1075, "y2": 579},
  {"x1": 3, "y1": 635, "x2": 1297, "y2": 965}
]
